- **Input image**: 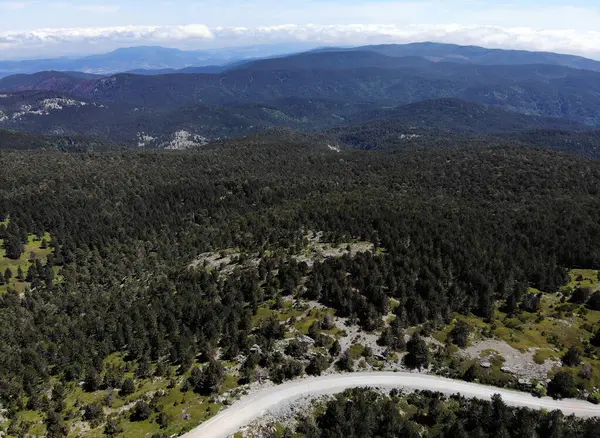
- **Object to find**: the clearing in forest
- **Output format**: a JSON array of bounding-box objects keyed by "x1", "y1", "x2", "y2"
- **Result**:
[{"x1": 0, "y1": 219, "x2": 54, "y2": 295}]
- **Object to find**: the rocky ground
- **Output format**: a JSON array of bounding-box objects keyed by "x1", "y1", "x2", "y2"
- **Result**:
[{"x1": 462, "y1": 339, "x2": 559, "y2": 383}]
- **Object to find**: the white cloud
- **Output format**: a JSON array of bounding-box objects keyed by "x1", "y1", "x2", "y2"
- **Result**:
[
  {"x1": 1, "y1": 23, "x2": 600, "y2": 60},
  {"x1": 0, "y1": 24, "x2": 213, "y2": 48}
]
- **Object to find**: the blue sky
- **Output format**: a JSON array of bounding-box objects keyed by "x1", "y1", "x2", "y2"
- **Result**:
[{"x1": 1, "y1": 0, "x2": 600, "y2": 59}]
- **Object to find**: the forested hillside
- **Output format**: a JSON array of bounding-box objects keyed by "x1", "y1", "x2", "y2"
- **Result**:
[
  {"x1": 4, "y1": 42, "x2": 600, "y2": 153},
  {"x1": 0, "y1": 129, "x2": 120, "y2": 152},
  {"x1": 0, "y1": 72, "x2": 98, "y2": 94},
  {"x1": 349, "y1": 98, "x2": 590, "y2": 133},
  {"x1": 328, "y1": 109, "x2": 600, "y2": 160},
  {"x1": 4, "y1": 49, "x2": 600, "y2": 129},
  {"x1": 1, "y1": 135, "x2": 600, "y2": 435}
]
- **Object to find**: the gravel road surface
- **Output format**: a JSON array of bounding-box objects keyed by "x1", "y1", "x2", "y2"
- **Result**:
[{"x1": 182, "y1": 372, "x2": 600, "y2": 438}]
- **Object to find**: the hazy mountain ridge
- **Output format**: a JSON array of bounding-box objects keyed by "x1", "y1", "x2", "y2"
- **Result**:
[
  {"x1": 321, "y1": 42, "x2": 600, "y2": 72},
  {"x1": 2, "y1": 42, "x2": 600, "y2": 150},
  {"x1": 3, "y1": 41, "x2": 600, "y2": 77},
  {"x1": 0, "y1": 43, "x2": 318, "y2": 76},
  {"x1": 3, "y1": 55, "x2": 599, "y2": 127}
]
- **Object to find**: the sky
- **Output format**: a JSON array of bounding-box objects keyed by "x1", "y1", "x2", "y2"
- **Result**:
[{"x1": 1, "y1": 0, "x2": 600, "y2": 59}]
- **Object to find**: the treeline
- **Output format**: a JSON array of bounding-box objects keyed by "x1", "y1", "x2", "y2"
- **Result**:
[
  {"x1": 0, "y1": 129, "x2": 121, "y2": 152},
  {"x1": 293, "y1": 388, "x2": 600, "y2": 438},
  {"x1": 0, "y1": 137, "x2": 600, "y2": 417}
]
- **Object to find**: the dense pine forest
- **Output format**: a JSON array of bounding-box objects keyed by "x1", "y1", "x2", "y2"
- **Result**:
[
  {"x1": 1, "y1": 134, "x2": 600, "y2": 435},
  {"x1": 286, "y1": 388, "x2": 600, "y2": 438}
]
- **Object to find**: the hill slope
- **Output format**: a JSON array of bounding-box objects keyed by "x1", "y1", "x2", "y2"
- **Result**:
[
  {"x1": 3, "y1": 46, "x2": 600, "y2": 145},
  {"x1": 3, "y1": 54, "x2": 596, "y2": 127},
  {"x1": 351, "y1": 98, "x2": 590, "y2": 132},
  {"x1": 0, "y1": 128, "x2": 120, "y2": 151},
  {"x1": 0, "y1": 71, "x2": 99, "y2": 93},
  {"x1": 329, "y1": 99, "x2": 600, "y2": 159},
  {"x1": 1, "y1": 136, "x2": 600, "y2": 435}
]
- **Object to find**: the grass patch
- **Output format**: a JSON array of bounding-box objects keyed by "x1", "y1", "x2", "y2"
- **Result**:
[
  {"x1": 18, "y1": 410, "x2": 43, "y2": 423},
  {"x1": 252, "y1": 300, "x2": 304, "y2": 327},
  {"x1": 533, "y1": 349, "x2": 559, "y2": 365},
  {"x1": 487, "y1": 289, "x2": 598, "y2": 353},
  {"x1": 0, "y1": 231, "x2": 54, "y2": 295},
  {"x1": 349, "y1": 343, "x2": 365, "y2": 360},
  {"x1": 563, "y1": 269, "x2": 599, "y2": 292},
  {"x1": 29, "y1": 423, "x2": 47, "y2": 437},
  {"x1": 293, "y1": 307, "x2": 341, "y2": 337},
  {"x1": 433, "y1": 313, "x2": 489, "y2": 345}
]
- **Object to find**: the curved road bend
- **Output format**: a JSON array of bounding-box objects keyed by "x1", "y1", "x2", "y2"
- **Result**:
[{"x1": 182, "y1": 372, "x2": 600, "y2": 438}]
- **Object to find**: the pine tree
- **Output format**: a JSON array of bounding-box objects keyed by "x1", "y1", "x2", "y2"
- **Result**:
[
  {"x1": 130, "y1": 400, "x2": 150, "y2": 422},
  {"x1": 83, "y1": 370, "x2": 101, "y2": 392},
  {"x1": 135, "y1": 356, "x2": 152, "y2": 379},
  {"x1": 450, "y1": 321, "x2": 470, "y2": 348},
  {"x1": 329, "y1": 340, "x2": 342, "y2": 357},
  {"x1": 562, "y1": 347, "x2": 582, "y2": 367},
  {"x1": 404, "y1": 332, "x2": 429, "y2": 370},
  {"x1": 336, "y1": 350, "x2": 354, "y2": 372},
  {"x1": 4, "y1": 233, "x2": 24, "y2": 260},
  {"x1": 120, "y1": 378, "x2": 135, "y2": 396}
]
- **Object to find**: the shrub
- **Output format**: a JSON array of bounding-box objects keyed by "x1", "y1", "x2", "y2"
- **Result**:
[
  {"x1": 285, "y1": 339, "x2": 309, "y2": 358},
  {"x1": 130, "y1": 400, "x2": 150, "y2": 422},
  {"x1": 404, "y1": 333, "x2": 429, "y2": 370},
  {"x1": 591, "y1": 329, "x2": 600, "y2": 347},
  {"x1": 587, "y1": 292, "x2": 600, "y2": 311},
  {"x1": 588, "y1": 393, "x2": 600, "y2": 405},
  {"x1": 336, "y1": 350, "x2": 354, "y2": 372},
  {"x1": 548, "y1": 371, "x2": 577, "y2": 399},
  {"x1": 329, "y1": 340, "x2": 342, "y2": 357},
  {"x1": 306, "y1": 355, "x2": 330, "y2": 376},
  {"x1": 562, "y1": 347, "x2": 582, "y2": 367},
  {"x1": 570, "y1": 287, "x2": 591, "y2": 304},
  {"x1": 83, "y1": 404, "x2": 103, "y2": 422},
  {"x1": 120, "y1": 378, "x2": 135, "y2": 396},
  {"x1": 450, "y1": 321, "x2": 470, "y2": 348}
]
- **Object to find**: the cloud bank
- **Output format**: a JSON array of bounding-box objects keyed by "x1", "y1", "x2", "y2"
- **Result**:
[{"x1": 1, "y1": 23, "x2": 600, "y2": 60}]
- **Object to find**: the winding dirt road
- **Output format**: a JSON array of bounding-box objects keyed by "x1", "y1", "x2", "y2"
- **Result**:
[{"x1": 182, "y1": 372, "x2": 600, "y2": 438}]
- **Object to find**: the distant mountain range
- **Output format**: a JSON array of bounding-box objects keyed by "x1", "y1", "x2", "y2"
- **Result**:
[
  {"x1": 2, "y1": 41, "x2": 600, "y2": 78},
  {"x1": 1, "y1": 42, "x2": 600, "y2": 152},
  {"x1": 0, "y1": 43, "x2": 318, "y2": 77},
  {"x1": 320, "y1": 42, "x2": 600, "y2": 72},
  {"x1": 4, "y1": 49, "x2": 599, "y2": 123}
]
